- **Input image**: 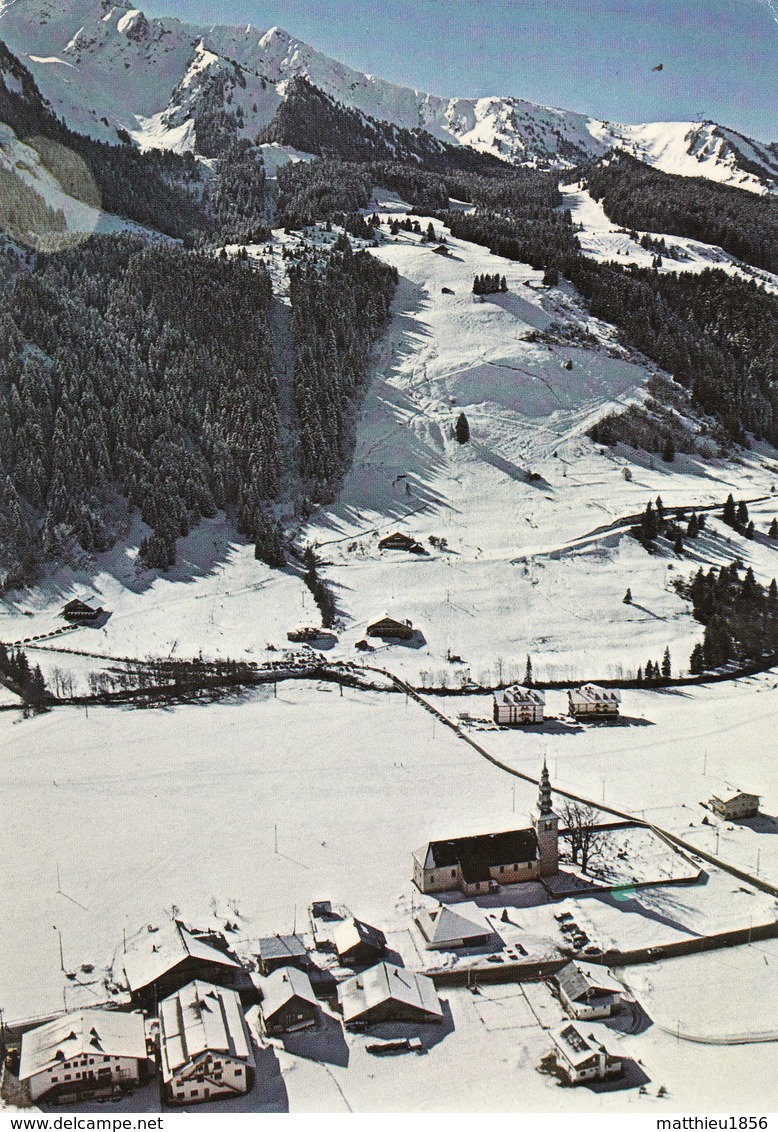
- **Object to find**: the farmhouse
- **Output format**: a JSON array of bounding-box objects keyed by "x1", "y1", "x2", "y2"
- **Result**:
[
  {"x1": 158, "y1": 981, "x2": 255, "y2": 1106},
  {"x1": 19, "y1": 1009, "x2": 147, "y2": 1104},
  {"x1": 378, "y1": 532, "x2": 427, "y2": 554},
  {"x1": 415, "y1": 904, "x2": 496, "y2": 950},
  {"x1": 367, "y1": 614, "x2": 415, "y2": 640},
  {"x1": 260, "y1": 967, "x2": 319, "y2": 1035},
  {"x1": 256, "y1": 933, "x2": 309, "y2": 976},
  {"x1": 554, "y1": 961, "x2": 623, "y2": 1020},
  {"x1": 122, "y1": 920, "x2": 246, "y2": 1007},
  {"x1": 549, "y1": 1023, "x2": 622, "y2": 1084},
  {"x1": 493, "y1": 685, "x2": 546, "y2": 724},
  {"x1": 413, "y1": 763, "x2": 559, "y2": 894},
  {"x1": 62, "y1": 599, "x2": 103, "y2": 623},
  {"x1": 333, "y1": 918, "x2": 387, "y2": 966},
  {"x1": 568, "y1": 684, "x2": 621, "y2": 719},
  {"x1": 708, "y1": 789, "x2": 760, "y2": 820},
  {"x1": 338, "y1": 962, "x2": 443, "y2": 1026}
]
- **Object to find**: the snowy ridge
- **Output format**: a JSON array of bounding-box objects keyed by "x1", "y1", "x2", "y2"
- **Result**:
[{"x1": 0, "y1": 0, "x2": 774, "y2": 191}]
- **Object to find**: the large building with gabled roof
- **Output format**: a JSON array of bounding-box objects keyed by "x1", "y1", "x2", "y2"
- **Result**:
[
  {"x1": 19, "y1": 1009, "x2": 148, "y2": 1103},
  {"x1": 338, "y1": 962, "x2": 443, "y2": 1026},
  {"x1": 415, "y1": 904, "x2": 496, "y2": 950},
  {"x1": 122, "y1": 920, "x2": 246, "y2": 1007},
  {"x1": 413, "y1": 763, "x2": 559, "y2": 894},
  {"x1": 158, "y1": 980, "x2": 255, "y2": 1106},
  {"x1": 554, "y1": 961, "x2": 623, "y2": 1019}
]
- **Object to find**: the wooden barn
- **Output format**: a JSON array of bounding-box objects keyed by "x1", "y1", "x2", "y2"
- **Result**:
[
  {"x1": 260, "y1": 967, "x2": 319, "y2": 1035},
  {"x1": 568, "y1": 684, "x2": 621, "y2": 719},
  {"x1": 122, "y1": 920, "x2": 247, "y2": 1008},
  {"x1": 333, "y1": 917, "x2": 387, "y2": 966},
  {"x1": 256, "y1": 934, "x2": 309, "y2": 976},
  {"x1": 367, "y1": 615, "x2": 415, "y2": 640},
  {"x1": 493, "y1": 685, "x2": 546, "y2": 724},
  {"x1": 338, "y1": 962, "x2": 443, "y2": 1027}
]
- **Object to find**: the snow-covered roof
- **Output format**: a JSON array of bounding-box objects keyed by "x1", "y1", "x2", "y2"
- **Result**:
[
  {"x1": 256, "y1": 933, "x2": 308, "y2": 962},
  {"x1": 549, "y1": 1022, "x2": 608, "y2": 1067},
  {"x1": 19, "y1": 1010, "x2": 146, "y2": 1082},
  {"x1": 416, "y1": 827, "x2": 538, "y2": 879},
  {"x1": 122, "y1": 920, "x2": 242, "y2": 992},
  {"x1": 158, "y1": 980, "x2": 254, "y2": 1084},
  {"x1": 260, "y1": 966, "x2": 318, "y2": 1021},
  {"x1": 416, "y1": 904, "x2": 493, "y2": 948},
  {"x1": 333, "y1": 917, "x2": 386, "y2": 959},
  {"x1": 569, "y1": 684, "x2": 621, "y2": 704},
  {"x1": 556, "y1": 961, "x2": 622, "y2": 1003},
  {"x1": 709, "y1": 787, "x2": 760, "y2": 805},
  {"x1": 494, "y1": 685, "x2": 546, "y2": 706},
  {"x1": 338, "y1": 962, "x2": 442, "y2": 1024}
]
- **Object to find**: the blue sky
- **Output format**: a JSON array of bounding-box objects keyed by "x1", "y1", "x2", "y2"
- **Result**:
[{"x1": 144, "y1": 1, "x2": 777, "y2": 141}]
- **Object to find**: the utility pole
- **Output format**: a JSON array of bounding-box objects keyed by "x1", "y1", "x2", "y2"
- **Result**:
[
  {"x1": 54, "y1": 925, "x2": 64, "y2": 971},
  {"x1": 274, "y1": 824, "x2": 278, "y2": 855}
]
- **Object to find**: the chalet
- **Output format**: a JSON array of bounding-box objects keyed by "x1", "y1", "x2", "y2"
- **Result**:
[
  {"x1": 260, "y1": 967, "x2": 319, "y2": 1035},
  {"x1": 286, "y1": 626, "x2": 322, "y2": 643},
  {"x1": 338, "y1": 962, "x2": 443, "y2": 1026},
  {"x1": 413, "y1": 764, "x2": 559, "y2": 894},
  {"x1": 333, "y1": 918, "x2": 387, "y2": 966},
  {"x1": 62, "y1": 599, "x2": 103, "y2": 623},
  {"x1": 549, "y1": 1023, "x2": 622, "y2": 1084},
  {"x1": 158, "y1": 981, "x2": 255, "y2": 1106},
  {"x1": 493, "y1": 685, "x2": 546, "y2": 725},
  {"x1": 256, "y1": 934, "x2": 309, "y2": 976},
  {"x1": 19, "y1": 1009, "x2": 148, "y2": 1104},
  {"x1": 554, "y1": 961, "x2": 623, "y2": 1020},
  {"x1": 122, "y1": 920, "x2": 246, "y2": 1008},
  {"x1": 708, "y1": 789, "x2": 760, "y2": 820},
  {"x1": 378, "y1": 532, "x2": 427, "y2": 555},
  {"x1": 568, "y1": 684, "x2": 621, "y2": 719},
  {"x1": 367, "y1": 615, "x2": 414, "y2": 640},
  {"x1": 415, "y1": 904, "x2": 495, "y2": 950}
]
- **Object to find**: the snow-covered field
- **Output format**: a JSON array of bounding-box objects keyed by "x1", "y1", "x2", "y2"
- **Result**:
[{"x1": 2, "y1": 679, "x2": 778, "y2": 1112}]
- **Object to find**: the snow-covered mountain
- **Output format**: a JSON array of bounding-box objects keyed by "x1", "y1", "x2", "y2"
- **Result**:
[{"x1": 0, "y1": 0, "x2": 776, "y2": 192}]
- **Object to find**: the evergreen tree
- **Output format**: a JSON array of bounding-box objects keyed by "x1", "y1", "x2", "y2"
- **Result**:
[
  {"x1": 454, "y1": 412, "x2": 470, "y2": 444},
  {"x1": 736, "y1": 500, "x2": 750, "y2": 526},
  {"x1": 524, "y1": 654, "x2": 533, "y2": 686},
  {"x1": 723, "y1": 493, "x2": 737, "y2": 526},
  {"x1": 689, "y1": 642, "x2": 705, "y2": 675},
  {"x1": 661, "y1": 647, "x2": 672, "y2": 679},
  {"x1": 769, "y1": 518, "x2": 778, "y2": 539},
  {"x1": 623, "y1": 587, "x2": 632, "y2": 604}
]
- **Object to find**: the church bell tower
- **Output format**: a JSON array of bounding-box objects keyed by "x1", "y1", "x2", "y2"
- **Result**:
[{"x1": 533, "y1": 759, "x2": 559, "y2": 877}]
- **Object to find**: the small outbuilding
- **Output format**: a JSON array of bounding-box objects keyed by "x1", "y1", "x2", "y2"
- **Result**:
[
  {"x1": 19, "y1": 1009, "x2": 148, "y2": 1104},
  {"x1": 260, "y1": 967, "x2": 319, "y2": 1035},
  {"x1": 286, "y1": 626, "x2": 322, "y2": 643},
  {"x1": 568, "y1": 684, "x2": 621, "y2": 719},
  {"x1": 708, "y1": 789, "x2": 760, "y2": 820},
  {"x1": 256, "y1": 934, "x2": 309, "y2": 976},
  {"x1": 158, "y1": 980, "x2": 255, "y2": 1106},
  {"x1": 333, "y1": 918, "x2": 387, "y2": 966},
  {"x1": 549, "y1": 1023, "x2": 622, "y2": 1084},
  {"x1": 415, "y1": 904, "x2": 496, "y2": 950},
  {"x1": 493, "y1": 685, "x2": 546, "y2": 725},
  {"x1": 367, "y1": 615, "x2": 414, "y2": 640},
  {"x1": 554, "y1": 961, "x2": 623, "y2": 1020},
  {"x1": 338, "y1": 962, "x2": 443, "y2": 1027}
]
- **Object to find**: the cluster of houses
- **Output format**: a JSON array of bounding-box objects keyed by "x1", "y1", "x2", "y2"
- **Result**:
[
  {"x1": 493, "y1": 683, "x2": 622, "y2": 725},
  {"x1": 14, "y1": 907, "x2": 446, "y2": 1108}
]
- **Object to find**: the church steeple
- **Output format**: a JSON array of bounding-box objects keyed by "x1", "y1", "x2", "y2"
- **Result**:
[
  {"x1": 538, "y1": 758, "x2": 552, "y2": 815},
  {"x1": 533, "y1": 759, "x2": 559, "y2": 878}
]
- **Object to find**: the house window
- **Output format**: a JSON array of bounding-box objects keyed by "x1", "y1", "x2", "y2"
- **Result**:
[
  {"x1": 213, "y1": 1062, "x2": 221, "y2": 1070},
  {"x1": 235, "y1": 1069, "x2": 243, "y2": 1077},
  {"x1": 451, "y1": 870, "x2": 456, "y2": 878},
  {"x1": 104, "y1": 1056, "x2": 110, "y2": 1062},
  {"x1": 64, "y1": 1075, "x2": 71, "y2": 1081},
  {"x1": 191, "y1": 1089, "x2": 198, "y2": 1098},
  {"x1": 499, "y1": 866, "x2": 504, "y2": 874},
  {"x1": 51, "y1": 1077, "x2": 58, "y2": 1084}
]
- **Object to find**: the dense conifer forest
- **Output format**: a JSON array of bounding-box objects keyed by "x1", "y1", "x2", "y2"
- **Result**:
[{"x1": 582, "y1": 150, "x2": 778, "y2": 274}]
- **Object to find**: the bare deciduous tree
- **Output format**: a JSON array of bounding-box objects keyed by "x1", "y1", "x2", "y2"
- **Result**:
[{"x1": 561, "y1": 801, "x2": 608, "y2": 874}]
